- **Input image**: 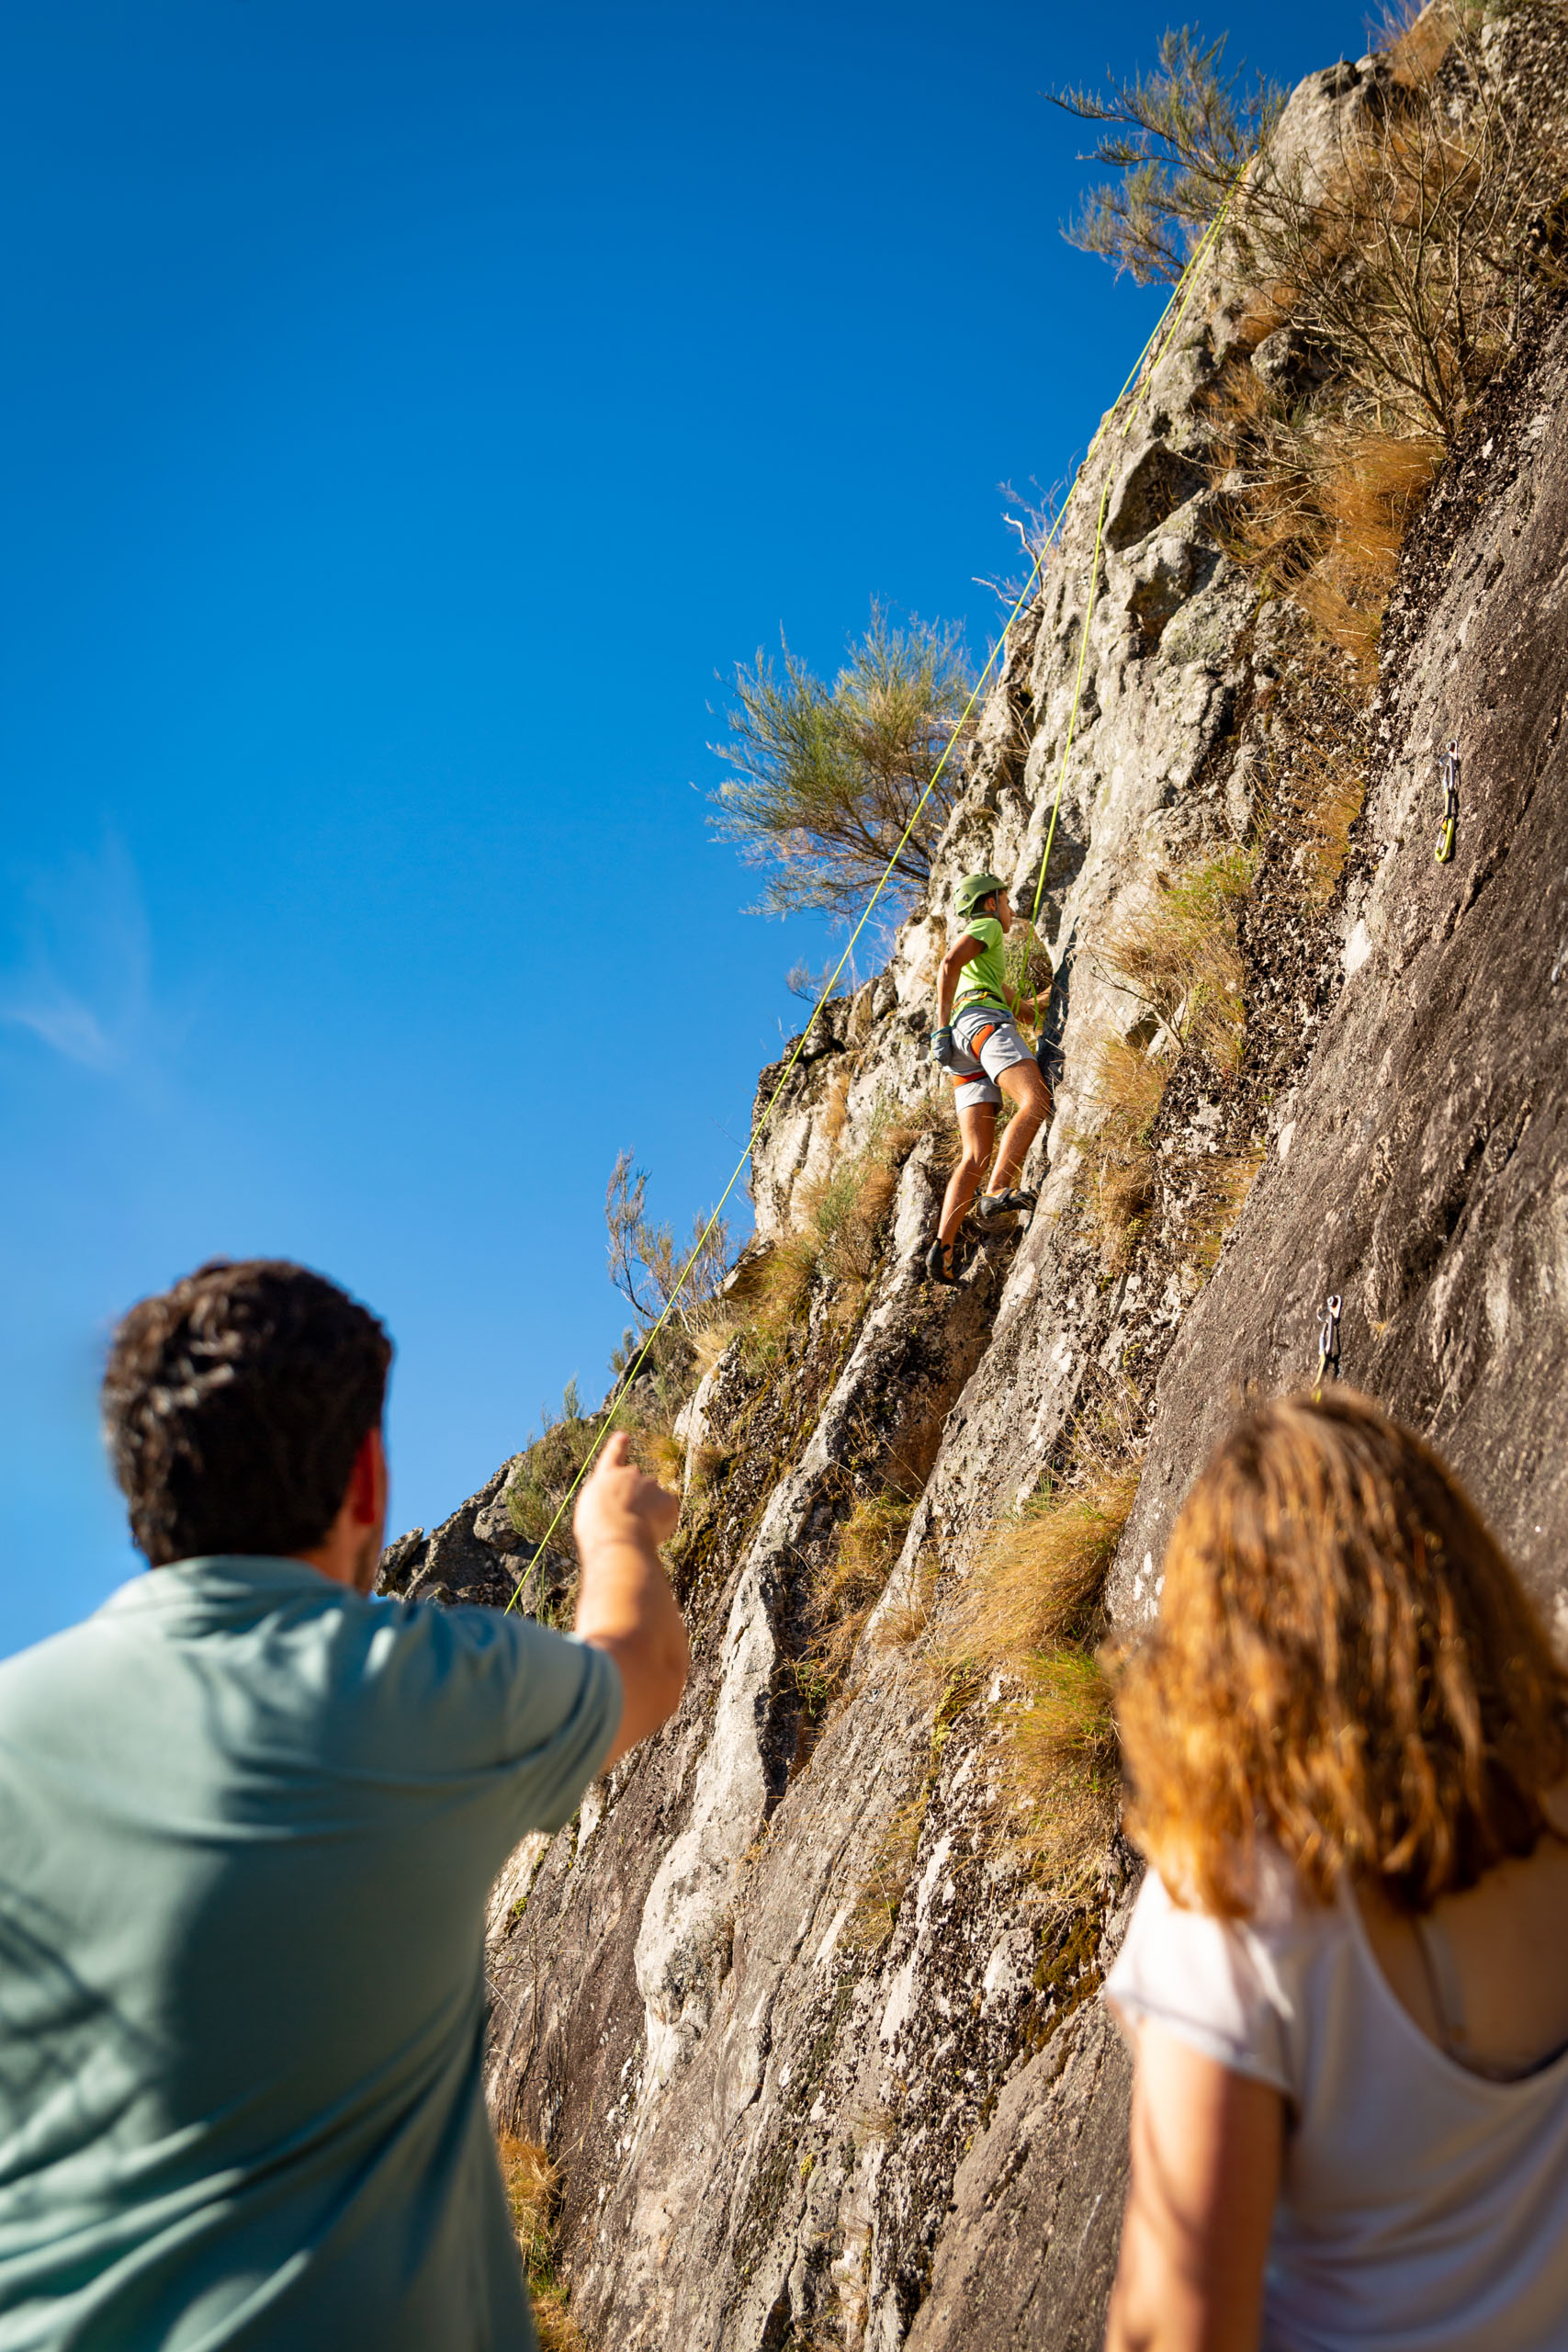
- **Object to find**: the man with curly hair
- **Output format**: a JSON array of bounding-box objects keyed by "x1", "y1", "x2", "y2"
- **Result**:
[{"x1": 0, "y1": 1258, "x2": 687, "y2": 2350}]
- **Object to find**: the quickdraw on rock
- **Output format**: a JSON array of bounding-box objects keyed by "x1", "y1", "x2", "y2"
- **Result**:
[
  {"x1": 1436, "y1": 740, "x2": 1460, "y2": 865},
  {"x1": 1315, "y1": 1293, "x2": 1342, "y2": 1390}
]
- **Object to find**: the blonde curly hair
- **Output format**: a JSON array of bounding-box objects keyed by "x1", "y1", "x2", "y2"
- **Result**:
[{"x1": 1113, "y1": 1388, "x2": 1568, "y2": 1917}]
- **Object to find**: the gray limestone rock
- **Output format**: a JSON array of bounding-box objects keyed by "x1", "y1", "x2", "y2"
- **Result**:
[{"x1": 377, "y1": 27, "x2": 1568, "y2": 2346}]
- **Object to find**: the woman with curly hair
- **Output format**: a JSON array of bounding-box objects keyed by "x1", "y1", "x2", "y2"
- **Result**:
[{"x1": 1102, "y1": 1387, "x2": 1568, "y2": 2352}]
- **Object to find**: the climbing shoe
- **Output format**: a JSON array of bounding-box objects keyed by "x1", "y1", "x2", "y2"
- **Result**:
[
  {"x1": 975, "y1": 1188, "x2": 1037, "y2": 1228},
  {"x1": 924, "y1": 1237, "x2": 956, "y2": 1285}
]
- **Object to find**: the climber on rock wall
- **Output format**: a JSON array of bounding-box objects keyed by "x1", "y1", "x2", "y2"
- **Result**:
[
  {"x1": 925, "y1": 870, "x2": 1054, "y2": 1284},
  {"x1": 0, "y1": 1258, "x2": 688, "y2": 2352}
]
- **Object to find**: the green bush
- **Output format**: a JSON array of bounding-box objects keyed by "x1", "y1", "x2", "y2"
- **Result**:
[{"x1": 707, "y1": 601, "x2": 975, "y2": 922}]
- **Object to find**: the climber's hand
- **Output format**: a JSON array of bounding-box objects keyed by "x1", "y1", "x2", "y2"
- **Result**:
[
  {"x1": 575, "y1": 1430, "x2": 680, "y2": 1554},
  {"x1": 931, "y1": 1025, "x2": 959, "y2": 1070},
  {"x1": 574, "y1": 1434, "x2": 689, "y2": 1767}
]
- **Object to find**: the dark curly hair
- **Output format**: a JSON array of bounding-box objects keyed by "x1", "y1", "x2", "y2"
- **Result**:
[{"x1": 102, "y1": 1260, "x2": 392, "y2": 1566}]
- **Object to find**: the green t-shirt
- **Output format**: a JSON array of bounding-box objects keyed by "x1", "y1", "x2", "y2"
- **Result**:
[
  {"x1": 953, "y1": 915, "x2": 1014, "y2": 1018},
  {"x1": 0, "y1": 1556, "x2": 622, "y2": 2351}
]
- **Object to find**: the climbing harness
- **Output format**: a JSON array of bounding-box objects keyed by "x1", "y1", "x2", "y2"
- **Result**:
[
  {"x1": 503, "y1": 183, "x2": 1249, "y2": 1603},
  {"x1": 1314, "y1": 1293, "x2": 1342, "y2": 1390},
  {"x1": 1435, "y1": 740, "x2": 1460, "y2": 865}
]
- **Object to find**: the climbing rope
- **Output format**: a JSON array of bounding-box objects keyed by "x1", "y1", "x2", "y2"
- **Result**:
[{"x1": 504, "y1": 188, "x2": 1245, "y2": 1604}]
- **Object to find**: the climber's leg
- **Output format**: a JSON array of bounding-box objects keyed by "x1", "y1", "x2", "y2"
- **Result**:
[
  {"x1": 987, "y1": 1057, "x2": 1053, "y2": 1195},
  {"x1": 937, "y1": 1102, "x2": 997, "y2": 1250}
]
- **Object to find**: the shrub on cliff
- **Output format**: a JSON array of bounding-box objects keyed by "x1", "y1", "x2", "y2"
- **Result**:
[
  {"x1": 604, "y1": 1148, "x2": 731, "y2": 1350},
  {"x1": 1054, "y1": 5, "x2": 1560, "y2": 442},
  {"x1": 707, "y1": 601, "x2": 974, "y2": 922},
  {"x1": 1052, "y1": 26, "x2": 1283, "y2": 285},
  {"x1": 1059, "y1": 5, "x2": 1568, "y2": 663}
]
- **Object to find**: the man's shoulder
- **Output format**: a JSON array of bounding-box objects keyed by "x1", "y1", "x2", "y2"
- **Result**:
[
  {"x1": 965, "y1": 915, "x2": 1003, "y2": 947},
  {"x1": 353, "y1": 1595, "x2": 611, "y2": 1727},
  {"x1": 0, "y1": 1608, "x2": 123, "y2": 1709}
]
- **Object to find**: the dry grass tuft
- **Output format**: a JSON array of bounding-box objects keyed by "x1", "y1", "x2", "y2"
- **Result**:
[
  {"x1": 741, "y1": 1088, "x2": 953, "y2": 1363},
  {"x1": 845, "y1": 1792, "x2": 930, "y2": 1952},
  {"x1": 824, "y1": 1491, "x2": 917, "y2": 1616},
  {"x1": 1005, "y1": 1647, "x2": 1122, "y2": 1883},
  {"x1": 1301, "y1": 743, "x2": 1371, "y2": 907},
  {"x1": 820, "y1": 1069, "x2": 852, "y2": 1148},
  {"x1": 877, "y1": 1542, "x2": 938, "y2": 1650},
  {"x1": 496, "y1": 2134, "x2": 584, "y2": 2352},
  {"x1": 1290, "y1": 426, "x2": 1442, "y2": 674},
  {"x1": 1189, "y1": 1145, "x2": 1266, "y2": 1271},
  {"x1": 1384, "y1": 0, "x2": 1455, "y2": 90},
  {"x1": 1102, "y1": 843, "x2": 1255, "y2": 1073},
  {"x1": 745, "y1": 1229, "x2": 820, "y2": 1354},
  {"x1": 795, "y1": 1488, "x2": 919, "y2": 1721},
  {"x1": 1074, "y1": 842, "x2": 1256, "y2": 1268},
  {"x1": 803, "y1": 1153, "x2": 897, "y2": 1286},
  {"x1": 629, "y1": 1424, "x2": 686, "y2": 1492},
  {"x1": 949, "y1": 1453, "x2": 1142, "y2": 1679},
  {"x1": 689, "y1": 1311, "x2": 744, "y2": 1380},
  {"x1": 1076, "y1": 1035, "x2": 1167, "y2": 1272},
  {"x1": 938, "y1": 1433, "x2": 1140, "y2": 1894}
]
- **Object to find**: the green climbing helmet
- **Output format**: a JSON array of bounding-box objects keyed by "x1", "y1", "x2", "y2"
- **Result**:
[{"x1": 954, "y1": 871, "x2": 1007, "y2": 920}]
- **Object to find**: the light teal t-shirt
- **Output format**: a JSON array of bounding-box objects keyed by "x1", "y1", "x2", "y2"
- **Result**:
[{"x1": 0, "y1": 1557, "x2": 621, "y2": 2351}]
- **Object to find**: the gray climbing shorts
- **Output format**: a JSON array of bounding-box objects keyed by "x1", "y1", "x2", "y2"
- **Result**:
[{"x1": 950, "y1": 1005, "x2": 1032, "y2": 1113}]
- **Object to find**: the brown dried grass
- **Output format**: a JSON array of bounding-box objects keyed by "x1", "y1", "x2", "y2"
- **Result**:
[
  {"x1": 1293, "y1": 427, "x2": 1443, "y2": 674},
  {"x1": 631, "y1": 1426, "x2": 686, "y2": 1492},
  {"x1": 795, "y1": 1488, "x2": 919, "y2": 1720},
  {"x1": 1102, "y1": 844, "x2": 1254, "y2": 1074},
  {"x1": 496, "y1": 2134, "x2": 584, "y2": 2352},
  {"x1": 689, "y1": 1311, "x2": 744, "y2": 1379},
  {"x1": 877, "y1": 1543, "x2": 938, "y2": 1649},
  {"x1": 748, "y1": 1088, "x2": 950, "y2": 1357},
  {"x1": 1386, "y1": 0, "x2": 1457, "y2": 93},
  {"x1": 824, "y1": 1491, "x2": 917, "y2": 1616},
  {"x1": 1190, "y1": 1145, "x2": 1266, "y2": 1272},
  {"x1": 1004, "y1": 1649, "x2": 1122, "y2": 1887},
  {"x1": 820, "y1": 1069, "x2": 852, "y2": 1148},
  {"x1": 1076, "y1": 1035, "x2": 1168, "y2": 1272},
  {"x1": 939, "y1": 1435, "x2": 1140, "y2": 1891},
  {"x1": 1302, "y1": 745, "x2": 1371, "y2": 908},
  {"x1": 1232, "y1": 277, "x2": 1299, "y2": 352},
  {"x1": 948, "y1": 1453, "x2": 1142, "y2": 1679},
  {"x1": 1072, "y1": 842, "x2": 1253, "y2": 1268}
]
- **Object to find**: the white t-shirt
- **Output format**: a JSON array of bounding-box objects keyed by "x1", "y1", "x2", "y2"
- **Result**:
[{"x1": 1104, "y1": 1857, "x2": 1568, "y2": 2352}]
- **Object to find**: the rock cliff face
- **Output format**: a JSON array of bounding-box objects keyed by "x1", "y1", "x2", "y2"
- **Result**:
[{"x1": 381, "y1": 24, "x2": 1568, "y2": 2346}]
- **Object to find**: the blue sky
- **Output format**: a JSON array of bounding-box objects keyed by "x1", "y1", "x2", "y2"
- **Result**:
[{"x1": 0, "y1": 0, "x2": 1363, "y2": 1652}]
